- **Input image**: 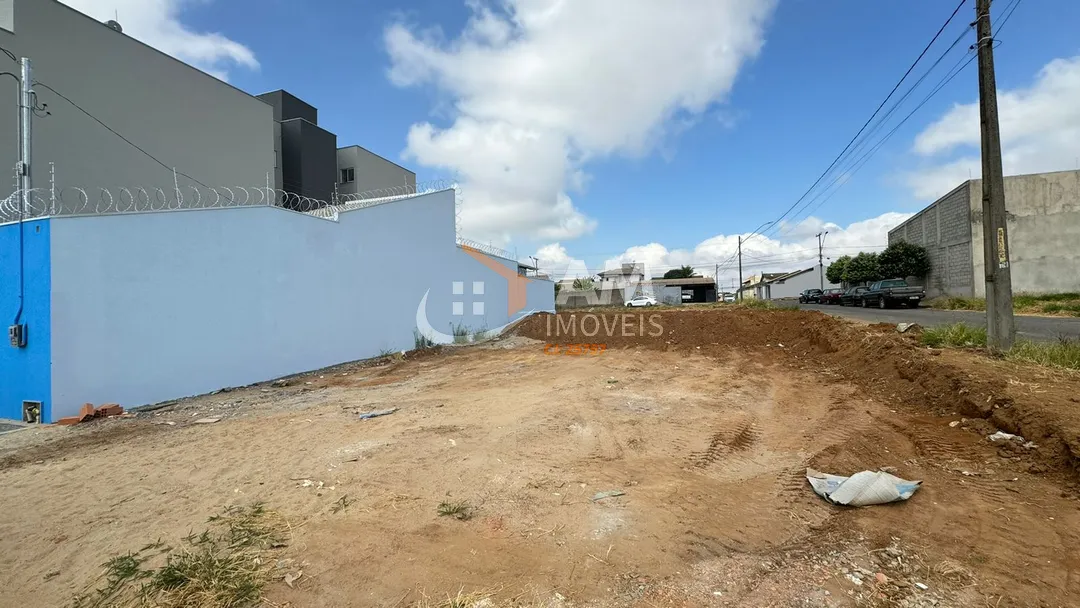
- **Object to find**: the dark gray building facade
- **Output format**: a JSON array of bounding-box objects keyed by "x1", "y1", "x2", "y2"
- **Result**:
[{"x1": 256, "y1": 90, "x2": 337, "y2": 203}]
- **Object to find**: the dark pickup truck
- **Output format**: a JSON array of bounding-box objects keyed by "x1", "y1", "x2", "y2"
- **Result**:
[{"x1": 862, "y1": 279, "x2": 925, "y2": 309}]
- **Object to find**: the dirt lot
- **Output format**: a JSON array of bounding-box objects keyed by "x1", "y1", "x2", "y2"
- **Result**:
[{"x1": 2, "y1": 309, "x2": 1079, "y2": 607}]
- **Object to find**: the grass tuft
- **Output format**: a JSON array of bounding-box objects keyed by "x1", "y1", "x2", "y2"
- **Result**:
[
  {"x1": 437, "y1": 501, "x2": 473, "y2": 521},
  {"x1": 920, "y1": 323, "x2": 987, "y2": 348},
  {"x1": 737, "y1": 299, "x2": 798, "y2": 311},
  {"x1": 414, "y1": 589, "x2": 494, "y2": 608},
  {"x1": 925, "y1": 296, "x2": 986, "y2": 311},
  {"x1": 928, "y1": 292, "x2": 1080, "y2": 316},
  {"x1": 921, "y1": 323, "x2": 1080, "y2": 370},
  {"x1": 451, "y1": 323, "x2": 471, "y2": 344},
  {"x1": 1007, "y1": 337, "x2": 1080, "y2": 370},
  {"x1": 1041, "y1": 302, "x2": 1080, "y2": 316},
  {"x1": 71, "y1": 503, "x2": 289, "y2": 608},
  {"x1": 414, "y1": 329, "x2": 436, "y2": 350}
]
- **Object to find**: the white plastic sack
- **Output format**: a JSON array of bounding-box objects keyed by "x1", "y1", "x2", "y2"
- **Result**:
[{"x1": 806, "y1": 468, "x2": 922, "y2": 506}]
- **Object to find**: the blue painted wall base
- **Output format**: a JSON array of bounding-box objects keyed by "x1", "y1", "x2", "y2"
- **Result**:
[{"x1": 0, "y1": 219, "x2": 51, "y2": 422}]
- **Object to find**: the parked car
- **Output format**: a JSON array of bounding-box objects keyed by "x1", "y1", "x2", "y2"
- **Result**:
[
  {"x1": 625, "y1": 295, "x2": 657, "y2": 307},
  {"x1": 818, "y1": 288, "x2": 845, "y2": 305},
  {"x1": 798, "y1": 289, "x2": 823, "y2": 304},
  {"x1": 723, "y1": 293, "x2": 736, "y2": 303},
  {"x1": 862, "y1": 279, "x2": 925, "y2": 309},
  {"x1": 840, "y1": 286, "x2": 869, "y2": 307}
]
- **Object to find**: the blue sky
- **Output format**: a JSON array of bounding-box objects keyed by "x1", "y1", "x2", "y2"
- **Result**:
[{"x1": 64, "y1": 0, "x2": 1080, "y2": 281}]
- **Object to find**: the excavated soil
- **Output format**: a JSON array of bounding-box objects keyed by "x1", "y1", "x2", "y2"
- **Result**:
[
  {"x1": 514, "y1": 309, "x2": 1080, "y2": 479},
  {"x1": 1, "y1": 309, "x2": 1078, "y2": 608}
]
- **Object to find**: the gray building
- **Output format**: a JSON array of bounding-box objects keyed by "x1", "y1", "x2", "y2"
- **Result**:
[
  {"x1": 336, "y1": 145, "x2": 416, "y2": 197},
  {"x1": 1, "y1": 0, "x2": 414, "y2": 216},
  {"x1": 0, "y1": 0, "x2": 275, "y2": 209},
  {"x1": 888, "y1": 169, "x2": 1080, "y2": 297},
  {"x1": 256, "y1": 90, "x2": 337, "y2": 203}
]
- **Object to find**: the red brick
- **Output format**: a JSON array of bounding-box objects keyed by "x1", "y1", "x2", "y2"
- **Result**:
[
  {"x1": 55, "y1": 416, "x2": 83, "y2": 426},
  {"x1": 96, "y1": 404, "x2": 124, "y2": 417}
]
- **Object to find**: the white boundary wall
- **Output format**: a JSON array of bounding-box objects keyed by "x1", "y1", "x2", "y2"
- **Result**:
[{"x1": 47, "y1": 190, "x2": 553, "y2": 417}]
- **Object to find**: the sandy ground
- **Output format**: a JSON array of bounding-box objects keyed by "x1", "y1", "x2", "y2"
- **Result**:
[{"x1": 1, "y1": 310, "x2": 1079, "y2": 608}]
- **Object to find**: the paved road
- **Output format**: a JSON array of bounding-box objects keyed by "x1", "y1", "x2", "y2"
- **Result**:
[{"x1": 797, "y1": 303, "x2": 1080, "y2": 342}]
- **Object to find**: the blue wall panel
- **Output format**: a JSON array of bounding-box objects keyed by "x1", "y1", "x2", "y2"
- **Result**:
[{"x1": 0, "y1": 219, "x2": 51, "y2": 422}]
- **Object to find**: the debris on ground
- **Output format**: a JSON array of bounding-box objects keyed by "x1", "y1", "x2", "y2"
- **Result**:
[
  {"x1": 358, "y1": 407, "x2": 398, "y2": 420},
  {"x1": 591, "y1": 490, "x2": 626, "y2": 501},
  {"x1": 806, "y1": 468, "x2": 922, "y2": 506},
  {"x1": 283, "y1": 570, "x2": 303, "y2": 588},
  {"x1": 988, "y1": 431, "x2": 1020, "y2": 442},
  {"x1": 193, "y1": 417, "x2": 221, "y2": 424},
  {"x1": 55, "y1": 403, "x2": 124, "y2": 426},
  {"x1": 897, "y1": 323, "x2": 919, "y2": 333}
]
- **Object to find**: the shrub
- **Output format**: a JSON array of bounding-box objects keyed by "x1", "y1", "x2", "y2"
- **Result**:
[
  {"x1": 878, "y1": 241, "x2": 930, "y2": 279},
  {"x1": 843, "y1": 252, "x2": 881, "y2": 284}
]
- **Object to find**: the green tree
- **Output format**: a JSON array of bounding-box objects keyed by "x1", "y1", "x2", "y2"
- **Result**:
[
  {"x1": 663, "y1": 265, "x2": 698, "y2": 279},
  {"x1": 878, "y1": 241, "x2": 931, "y2": 279},
  {"x1": 826, "y1": 255, "x2": 852, "y2": 285},
  {"x1": 842, "y1": 252, "x2": 881, "y2": 284},
  {"x1": 572, "y1": 276, "x2": 596, "y2": 290}
]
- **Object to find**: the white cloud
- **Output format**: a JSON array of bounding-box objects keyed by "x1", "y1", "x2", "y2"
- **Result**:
[
  {"x1": 594, "y1": 211, "x2": 911, "y2": 286},
  {"x1": 906, "y1": 55, "x2": 1080, "y2": 200},
  {"x1": 533, "y1": 242, "x2": 589, "y2": 281},
  {"x1": 60, "y1": 0, "x2": 258, "y2": 81},
  {"x1": 386, "y1": 0, "x2": 777, "y2": 243}
]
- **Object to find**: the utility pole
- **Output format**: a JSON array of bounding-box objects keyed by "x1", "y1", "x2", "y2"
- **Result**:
[
  {"x1": 816, "y1": 231, "x2": 828, "y2": 290},
  {"x1": 9, "y1": 58, "x2": 32, "y2": 350},
  {"x1": 18, "y1": 58, "x2": 32, "y2": 215},
  {"x1": 737, "y1": 236, "x2": 743, "y2": 302},
  {"x1": 975, "y1": 0, "x2": 1015, "y2": 349}
]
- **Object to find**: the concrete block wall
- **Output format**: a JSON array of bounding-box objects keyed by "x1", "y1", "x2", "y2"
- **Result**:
[
  {"x1": 888, "y1": 182, "x2": 973, "y2": 297},
  {"x1": 1, "y1": 190, "x2": 554, "y2": 422},
  {"x1": 969, "y1": 170, "x2": 1080, "y2": 297}
]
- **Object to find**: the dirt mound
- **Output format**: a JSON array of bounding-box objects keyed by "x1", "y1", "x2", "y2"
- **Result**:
[{"x1": 513, "y1": 309, "x2": 1080, "y2": 479}]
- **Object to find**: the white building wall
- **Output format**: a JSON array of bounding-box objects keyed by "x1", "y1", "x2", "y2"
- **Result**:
[
  {"x1": 47, "y1": 190, "x2": 553, "y2": 418},
  {"x1": 766, "y1": 266, "x2": 840, "y2": 299}
]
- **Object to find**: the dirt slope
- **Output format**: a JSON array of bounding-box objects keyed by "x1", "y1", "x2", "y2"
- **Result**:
[{"x1": 0, "y1": 309, "x2": 1078, "y2": 607}]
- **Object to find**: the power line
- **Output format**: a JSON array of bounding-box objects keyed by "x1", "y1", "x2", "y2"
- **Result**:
[
  {"x1": 31, "y1": 81, "x2": 229, "y2": 197},
  {"x1": 5, "y1": 49, "x2": 236, "y2": 202},
  {"x1": 995, "y1": 0, "x2": 1023, "y2": 33},
  {"x1": 772, "y1": 48, "x2": 977, "y2": 239},
  {"x1": 764, "y1": 0, "x2": 1024, "y2": 240},
  {"x1": 739, "y1": 0, "x2": 970, "y2": 246}
]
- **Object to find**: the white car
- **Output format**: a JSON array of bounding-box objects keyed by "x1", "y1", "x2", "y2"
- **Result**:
[{"x1": 625, "y1": 295, "x2": 657, "y2": 307}]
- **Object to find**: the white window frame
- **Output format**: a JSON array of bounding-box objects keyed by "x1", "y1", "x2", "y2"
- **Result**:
[{"x1": 340, "y1": 167, "x2": 355, "y2": 184}]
